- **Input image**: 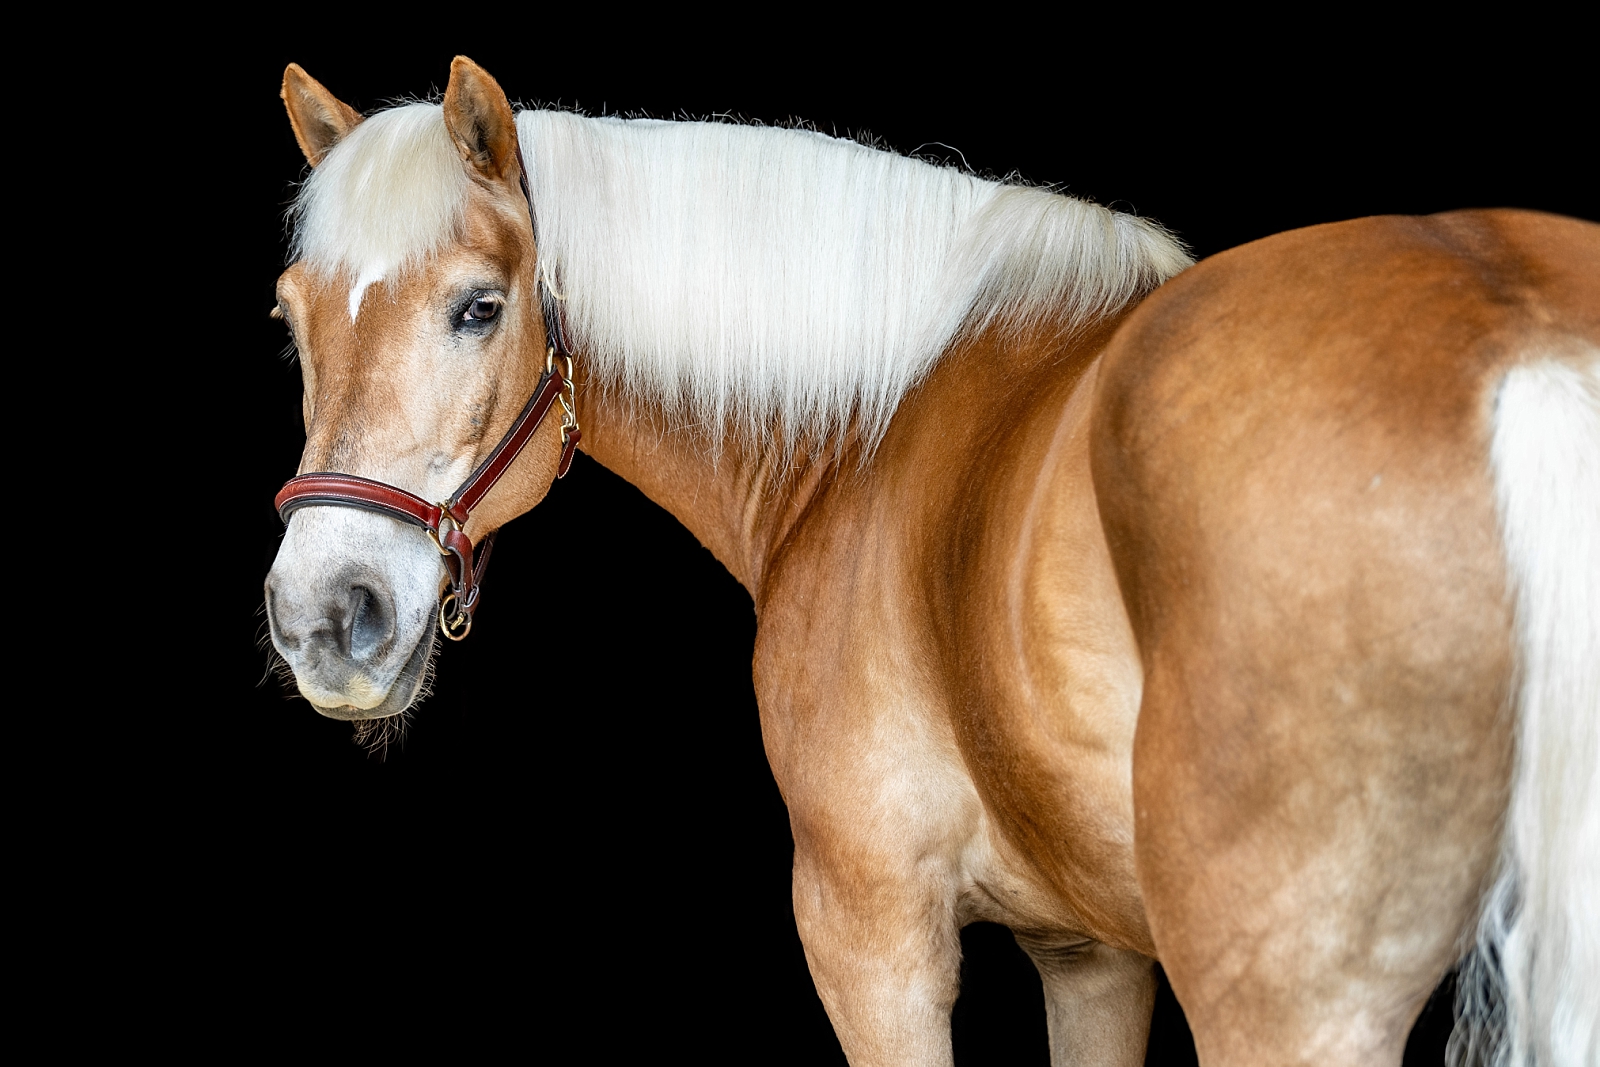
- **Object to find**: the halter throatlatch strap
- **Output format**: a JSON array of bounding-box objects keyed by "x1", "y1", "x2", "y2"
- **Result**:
[{"x1": 275, "y1": 352, "x2": 574, "y2": 641}]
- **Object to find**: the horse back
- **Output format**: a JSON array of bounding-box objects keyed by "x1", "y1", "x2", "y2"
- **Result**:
[{"x1": 1088, "y1": 209, "x2": 1599, "y2": 1062}]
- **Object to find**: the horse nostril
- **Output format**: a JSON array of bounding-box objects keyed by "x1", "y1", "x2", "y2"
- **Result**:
[
  {"x1": 263, "y1": 578, "x2": 295, "y2": 651},
  {"x1": 347, "y1": 584, "x2": 392, "y2": 660}
]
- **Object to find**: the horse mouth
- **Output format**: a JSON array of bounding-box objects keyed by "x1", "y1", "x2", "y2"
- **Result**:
[{"x1": 311, "y1": 624, "x2": 438, "y2": 721}]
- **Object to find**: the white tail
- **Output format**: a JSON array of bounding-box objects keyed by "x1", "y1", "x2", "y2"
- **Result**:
[{"x1": 1455, "y1": 355, "x2": 1600, "y2": 1067}]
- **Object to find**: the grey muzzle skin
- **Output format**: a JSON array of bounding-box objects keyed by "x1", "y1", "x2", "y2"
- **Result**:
[{"x1": 265, "y1": 507, "x2": 445, "y2": 719}]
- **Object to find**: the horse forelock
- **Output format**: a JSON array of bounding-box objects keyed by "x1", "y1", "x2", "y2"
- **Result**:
[{"x1": 291, "y1": 103, "x2": 471, "y2": 297}]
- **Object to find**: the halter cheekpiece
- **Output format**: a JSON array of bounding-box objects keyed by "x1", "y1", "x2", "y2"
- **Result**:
[{"x1": 273, "y1": 149, "x2": 573, "y2": 641}]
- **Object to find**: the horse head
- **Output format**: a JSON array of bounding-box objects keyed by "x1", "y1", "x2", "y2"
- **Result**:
[{"x1": 265, "y1": 58, "x2": 563, "y2": 720}]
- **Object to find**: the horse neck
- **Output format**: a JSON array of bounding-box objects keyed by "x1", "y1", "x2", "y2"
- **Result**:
[
  {"x1": 572, "y1": 382, "x2": 838, "y2": 601},
  {"x1": 567, "y1": 316, "x2": 1120, "y2": 604}
]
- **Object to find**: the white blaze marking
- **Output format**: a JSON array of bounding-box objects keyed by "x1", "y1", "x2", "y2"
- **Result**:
[{"x1": 348, "y1": 264, "x2": 387, "y2": 322}]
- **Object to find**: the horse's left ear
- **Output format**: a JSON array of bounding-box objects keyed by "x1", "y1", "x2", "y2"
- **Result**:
[
  {"x1": 442, "y1": 56, "x2": 520, "y2": 183},
  {"x1": 282, "y1": 64, "x2": 362, "y2": 167}
]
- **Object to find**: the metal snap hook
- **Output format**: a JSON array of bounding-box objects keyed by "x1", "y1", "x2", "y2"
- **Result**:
[{"x1": 439, "y1": 592, "x2": 473, "y2": 641}]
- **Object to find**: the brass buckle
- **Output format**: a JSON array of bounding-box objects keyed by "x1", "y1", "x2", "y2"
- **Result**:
[{"x1": 426, "y1": 504, "x2": 458, "y2": 557}]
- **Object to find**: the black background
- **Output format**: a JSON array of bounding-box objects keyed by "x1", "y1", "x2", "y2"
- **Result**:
[{"x1": 165, "y1": 26, "x2": 1591, "y2": 1063}]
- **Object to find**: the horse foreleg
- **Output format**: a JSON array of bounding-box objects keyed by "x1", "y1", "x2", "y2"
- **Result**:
[
  {"x1": 790, "y1": 840, "x2": 963, "y2": 1067},
  {"x1": 1017, "y1": 937, "x2": 1156, "y2": 1067}
]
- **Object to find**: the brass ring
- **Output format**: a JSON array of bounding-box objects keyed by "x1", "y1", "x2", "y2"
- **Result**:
[{"x1": 439, "y1": 593, "x2": 472, "y2": 641}]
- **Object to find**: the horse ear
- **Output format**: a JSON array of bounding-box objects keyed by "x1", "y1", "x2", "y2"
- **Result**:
[
  {"x1": 442, "y1": 56, "x2": 520, "y2": 182},
  {"x1": 281, "y1": 64, "x2": 362, "y2": 167}
]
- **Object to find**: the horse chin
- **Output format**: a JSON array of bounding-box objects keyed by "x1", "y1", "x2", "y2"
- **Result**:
[{"x1": 310, "y1": 623, "x2": 438, "y2": 721}]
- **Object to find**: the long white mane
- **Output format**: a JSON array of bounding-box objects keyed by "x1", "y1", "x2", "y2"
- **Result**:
[{"x1": 294, "y1": 103, "x2": 1191, "y2": 452}]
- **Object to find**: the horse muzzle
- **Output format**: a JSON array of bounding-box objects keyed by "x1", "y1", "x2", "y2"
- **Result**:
[{"x1": 265, "y1": 508, "x2": 443, "y2": 718}]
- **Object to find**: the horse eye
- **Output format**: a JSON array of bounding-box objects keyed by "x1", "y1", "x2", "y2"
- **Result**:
[{"x1": 466, "y1": 296, "x2": 501, "y2": 321}]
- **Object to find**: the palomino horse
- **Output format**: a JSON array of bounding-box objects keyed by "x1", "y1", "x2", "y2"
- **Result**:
[{"x1": 263, "y1": 57, "x2": 1598, "y2": 1066}]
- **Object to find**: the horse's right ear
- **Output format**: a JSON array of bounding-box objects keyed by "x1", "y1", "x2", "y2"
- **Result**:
[{"x1": 281, "y1": 64, "x2": 362, "y2": 167}]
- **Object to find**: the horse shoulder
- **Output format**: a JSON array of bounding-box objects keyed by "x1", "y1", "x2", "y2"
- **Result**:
[{"x1": 945, "y1": 325, "x2": 1153, "y2": 948}]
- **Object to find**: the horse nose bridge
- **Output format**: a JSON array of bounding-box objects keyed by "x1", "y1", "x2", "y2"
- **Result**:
[
  {"x1": 299, "y1": 338, "x2": 430, "y2": 473},
  {"x1": 300, "y1": 413, "x2": 372, "y2": 474}
]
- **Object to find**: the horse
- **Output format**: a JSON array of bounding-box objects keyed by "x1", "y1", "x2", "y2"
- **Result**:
[{"x1": 261, "y1": 56, "x2": 1599, "y2": 1066}]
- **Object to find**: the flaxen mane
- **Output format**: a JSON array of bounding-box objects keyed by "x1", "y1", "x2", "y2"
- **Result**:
[{"x1": 293, "y1": 103, "x2": 1192, "y2": 453}]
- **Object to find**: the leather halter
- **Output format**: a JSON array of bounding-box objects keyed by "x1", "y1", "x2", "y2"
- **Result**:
[{"x1": 273, "y1": 149, "x2": 574, "y2": 641}]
